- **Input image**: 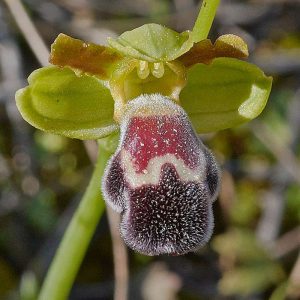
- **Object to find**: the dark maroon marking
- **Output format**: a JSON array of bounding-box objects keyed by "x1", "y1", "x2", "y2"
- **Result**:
[
  {"x1": 202, "y1": 146, "x2": 220, "y2": 199},
  {"x1": 123, "y1": 115, "x2": 201, "y2": 173},
  {"x1": 120, "y1": 164, "x2": 213, "y2": 255},
  {"x1": 102, "y1": 153, "x2": 126, "y2": 211}
]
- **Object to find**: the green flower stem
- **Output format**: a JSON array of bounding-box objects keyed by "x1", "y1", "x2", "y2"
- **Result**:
[
  {"x1": 38, "y1": 145, "x2": 112, "y2": 300},
  {"x1": 192, "y1": 0, "x2": 221, "y2": 42}
]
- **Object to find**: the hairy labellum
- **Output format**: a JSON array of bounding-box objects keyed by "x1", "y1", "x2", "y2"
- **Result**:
[{"x1": 102, "y1": 94, "x2": 220, "y2": 255}]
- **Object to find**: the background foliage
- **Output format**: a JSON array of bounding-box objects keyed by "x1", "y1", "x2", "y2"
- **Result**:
[{"x1": 0, "y1": 0, "x2": 300, "y2": 299}]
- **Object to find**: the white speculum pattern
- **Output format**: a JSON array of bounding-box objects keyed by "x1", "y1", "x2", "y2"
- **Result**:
[{"x1": 102, "y1": 94, "x2": 220, "y2": 255}]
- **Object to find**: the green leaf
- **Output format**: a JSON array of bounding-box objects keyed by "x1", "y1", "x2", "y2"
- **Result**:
[
  {"x1": 20, "y1": 271, "x2": 39, "y2": 300},
  {"x1": 180, "y1": 58, "x2": 272, "y2": 133},
  {"x1": 219, "y1": 264, "x2": 285, "y2": 296},
  {"x1": 16, "y1": 66, "x2": 118, "y2": 140},
  {"x1": 212, "y1": 229, "x2": 285, "y2": 296},
  {"x1": 108, "y1": 23, "x2": 194, "y2": 62}
]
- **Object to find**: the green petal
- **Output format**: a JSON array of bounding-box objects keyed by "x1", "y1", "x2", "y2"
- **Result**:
[
  {"x1": 108, "y1": 23, "x2": 194, "y2": 62},
  {"x1": 50, "y1": 34, "x2": 122, "y2": 80},
  {"x1": 180, "y1": 58, "x2": 272, "y2": 133},
  {"x1": 16, "y1": 66, "x2": 118, "y2": 140},
  {"x1": 179, "y1": 34, "x2": 248, "y2": 67}
]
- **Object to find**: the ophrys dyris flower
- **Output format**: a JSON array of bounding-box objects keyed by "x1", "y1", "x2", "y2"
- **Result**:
[
  {"x1": 16, "y1": 24, "x2": 271, "y2": 256},
  {"x1": 103, "y1": 94, "x2": 219, "y2": 255}
]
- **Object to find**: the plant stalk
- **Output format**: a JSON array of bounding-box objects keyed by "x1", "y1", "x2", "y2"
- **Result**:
[
  {"x1": 38, "y1": 146, "x2": 111, "y2": 300},
  {"x1": 192, "y1": 0, "x2": 221, "y2": 42}
]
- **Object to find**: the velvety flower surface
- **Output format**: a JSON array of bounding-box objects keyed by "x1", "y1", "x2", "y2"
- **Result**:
[{"x1": 102, "y1": 94, "x2": 219, "y2": 255}]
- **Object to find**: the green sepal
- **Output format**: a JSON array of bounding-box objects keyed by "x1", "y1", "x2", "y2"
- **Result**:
[
  {"x1": 108, "y1": 23, "x2": 194, "y2": 62},
  {"x1": 180, "y1": 57, "x2": 272, "y2": 133},
  {"x1": 16, "y1": 66, "x2": 118, "y2": 140}
]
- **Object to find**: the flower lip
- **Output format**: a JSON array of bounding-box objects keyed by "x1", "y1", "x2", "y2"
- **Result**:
[
  {"x1": 120, "y1": 163, "x2": 214, "y2": 255},
  {"x1": 102, "y1": 94, "x2": 220, "y2": 255}
]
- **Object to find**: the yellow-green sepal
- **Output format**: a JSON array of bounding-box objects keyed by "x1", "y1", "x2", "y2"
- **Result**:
[
  {"x1": 108, "y1": 23, "x2": 194, "y2": 62},
  {"x1": 180, "y1": 57, "x2": 272, "y2": 133},
  {"x1": 16, "y1": 66, "x2": 118, "y2": 140}
]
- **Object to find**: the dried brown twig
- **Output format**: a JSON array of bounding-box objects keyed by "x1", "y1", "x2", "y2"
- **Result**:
[
  {"x1": 272, "y1": 226, "x2": 300, "y2": 259},
  {"x1": 3, "y1": 0, "x2": 49, "y2": 66},
  {"x1": 106, "y1": 207, "x2": 129, "y2": 300},
  {"x1": 86, "y1": 141, "x2": 129, "y2": 300},
  {"x1": 287, "y1": 251, "x2": 300, "y2": 299},
  {"x1": 4, "y1": 1, "x2": 129, "y2": 298}
]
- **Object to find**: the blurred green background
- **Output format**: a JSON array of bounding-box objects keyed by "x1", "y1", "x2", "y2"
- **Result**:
[{"x1": 0, "y1": 0, "x2": 300, "y2": 299}]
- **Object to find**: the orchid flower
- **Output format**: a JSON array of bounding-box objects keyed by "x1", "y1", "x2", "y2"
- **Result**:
[
  {"x1": 16, "y1": 21, "x2": 271, "y2": 256},
  {"x1": 102, "y1": 94, "x2": 219, "y2": 255}
]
